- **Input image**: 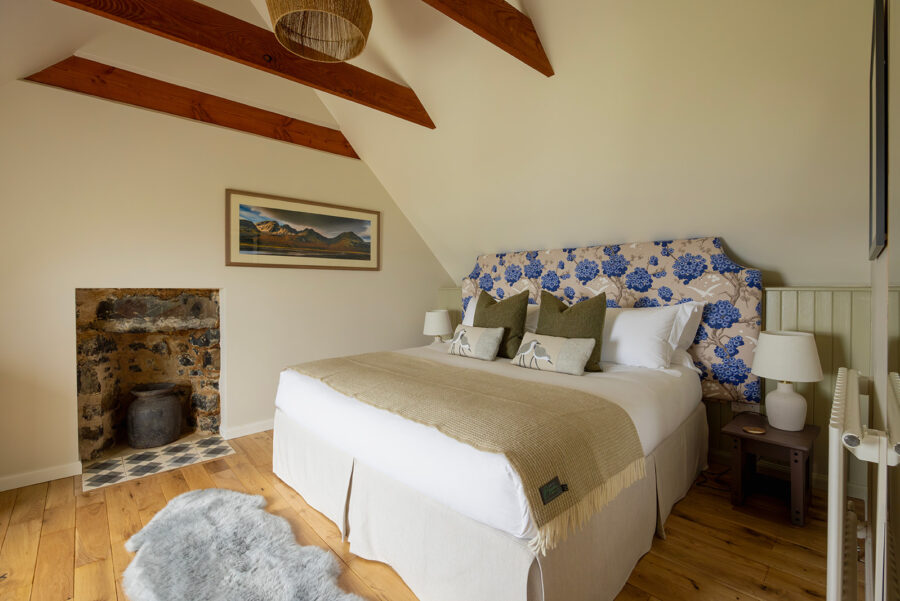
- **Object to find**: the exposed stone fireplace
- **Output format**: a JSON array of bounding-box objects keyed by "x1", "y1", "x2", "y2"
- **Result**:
[{"x1": 76, "y1": 288, "x2": 221, "y2": 463}]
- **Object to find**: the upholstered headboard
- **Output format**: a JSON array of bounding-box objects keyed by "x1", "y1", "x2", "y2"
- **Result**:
[{"x1": 460, "y1": 237, "x2": 762, "y2": 406}]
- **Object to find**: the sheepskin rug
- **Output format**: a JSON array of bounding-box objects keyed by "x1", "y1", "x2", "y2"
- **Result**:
[{"x1": 123, "y1": 488, "x2": 362, "y2": 601}]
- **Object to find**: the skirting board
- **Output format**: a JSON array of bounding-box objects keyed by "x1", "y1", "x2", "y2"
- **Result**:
[
  {"x1": 220, "y1": 418, "x2": 274, "y2": 440},
  {"x1": 0, "y1": 419, "x2": 273, "y2": 492},
  {"x1": 0, "y1": 461, "x2": 83, "y2": 493}
]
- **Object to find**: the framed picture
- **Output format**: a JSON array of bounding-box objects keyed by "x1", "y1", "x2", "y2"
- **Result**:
[
  {"x1": 869, "y1": 0, "x2": 887, "y2": 260},
  {"x1": 226, "y1": 189, "x2": 381, "y2": 270}
]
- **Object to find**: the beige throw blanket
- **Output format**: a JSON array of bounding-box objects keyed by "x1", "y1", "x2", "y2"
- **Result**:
[{"x1": 289, "y1": 352, "x2": 645, "y2": 554}]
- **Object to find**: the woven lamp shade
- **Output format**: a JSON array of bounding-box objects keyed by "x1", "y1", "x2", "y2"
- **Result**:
[{"x1": 266, "y1": 0, "x2": 373, "y2": 62}]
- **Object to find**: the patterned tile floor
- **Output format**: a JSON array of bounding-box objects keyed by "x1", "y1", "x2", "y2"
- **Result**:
[{"x1": 82, "y1": 434, "x2": 234, "y2": 491}]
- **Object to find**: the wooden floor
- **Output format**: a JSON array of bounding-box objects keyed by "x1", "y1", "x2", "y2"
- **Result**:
[{"x1": 0, "y1": 431, "x2": 850, "y2": 601}]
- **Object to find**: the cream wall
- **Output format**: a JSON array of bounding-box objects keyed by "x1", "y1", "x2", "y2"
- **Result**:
[
  {"x1": 0, "y1": 80, "x2": 452, "y2": 489},
  {"x1": 310, "y1": 0, "x2": 873, "y2": 286},
  {"x1": 0, "y1": 0, "x2": 879, "y2": 489},
  {"x1": 886, "y1": 1, "x2": 900, "y2": 589}
]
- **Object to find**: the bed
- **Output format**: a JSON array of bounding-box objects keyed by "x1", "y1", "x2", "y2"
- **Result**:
[{"x1": 272, "y1": 237, "x2": 762, "y2": 601}]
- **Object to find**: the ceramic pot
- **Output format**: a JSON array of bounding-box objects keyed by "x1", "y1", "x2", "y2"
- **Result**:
[{"x1": 127, "y1": 383, "x2": 182, "y2": 448}]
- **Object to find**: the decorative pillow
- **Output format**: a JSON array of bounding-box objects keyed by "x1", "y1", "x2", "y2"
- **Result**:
[
  {"x1": 473, "y1": 290, "x2": 529, "y2": 359},
  {"x1": 511, "y1": 333, "x2": 596, "y2": 376},
  {"x1": 535, "y1": 291, "x2": 607, "y2": 371},
  {"x1": 475, "y1": 300, "x2": 539, "y2": 332},
  {"x1": 601, "y1": 305, "x2": 681, "y2": 369},
  {"x1": 669, "y1": 301, "x2": 706, "y2": 351},
  {"x1": 447, "y1": 325, "x2": 504, "y2": 361}
]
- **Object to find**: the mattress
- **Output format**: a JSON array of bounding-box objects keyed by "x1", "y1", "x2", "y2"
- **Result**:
[{"x1": 274, "y1": 342, "x2": 702, "y2": 539}]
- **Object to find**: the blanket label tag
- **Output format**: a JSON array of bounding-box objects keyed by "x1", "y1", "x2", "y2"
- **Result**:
[{"x1": 539, "y1": 477, "x2": 568, "y2": 505}]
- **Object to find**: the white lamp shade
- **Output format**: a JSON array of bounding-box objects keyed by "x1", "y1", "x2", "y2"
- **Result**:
[
  {"x1": 423, "y1": 310, "x2": 452, "y2": 337},
  {"x1": 751, "y1": 331, "x2": 823, "y2": 383}
]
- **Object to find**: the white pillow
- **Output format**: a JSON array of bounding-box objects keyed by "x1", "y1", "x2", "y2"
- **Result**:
[
  {"x1": 600, "y1": 305, "x2": 681, "y2": 369},
  {"x1": 462, "y1": 296, "x2": 476, "y2": 326},
  {"x1": 524, "y1": 304, "x2": 540, "y2": 333},
  {"x1": 670, "y1": 349, "x2": 701, "y2": 373},
  {"x1": 668, "y1": 301, "x2": 706, "y2": 351}
]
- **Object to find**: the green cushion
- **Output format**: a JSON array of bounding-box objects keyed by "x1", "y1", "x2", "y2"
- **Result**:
[
  {"x1": 535, "y1": 290, "x2": 607, "y2": 371},
  {"x1": 473, "y1": 290, "x2": 529, "y2": 359}
]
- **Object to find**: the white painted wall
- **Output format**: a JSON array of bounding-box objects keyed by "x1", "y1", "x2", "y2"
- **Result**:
[
  {"x1": 0, "y1": 79, "x2": 451, "y2": 489},
  {"x1": 314, "y1": 0, "x2": 873, "y2": 287}
]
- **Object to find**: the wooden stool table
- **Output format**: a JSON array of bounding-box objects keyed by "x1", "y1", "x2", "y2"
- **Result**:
[{"x1": 721, "y1": 412, "x2": 820, "y2": 526}]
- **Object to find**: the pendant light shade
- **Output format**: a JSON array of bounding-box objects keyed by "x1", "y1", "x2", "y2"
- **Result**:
[{"x1": 266, "y1": 0, "x2": 373, "y2": 63}]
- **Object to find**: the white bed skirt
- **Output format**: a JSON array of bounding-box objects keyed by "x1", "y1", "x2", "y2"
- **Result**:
[{"x1": 273, "y1": 402, "x2": 708, "y2": 601}]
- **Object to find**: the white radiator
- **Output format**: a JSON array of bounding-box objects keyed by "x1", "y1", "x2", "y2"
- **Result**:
[{"x1": 828, "y1": 368, "x2": 900, "y2": 601}]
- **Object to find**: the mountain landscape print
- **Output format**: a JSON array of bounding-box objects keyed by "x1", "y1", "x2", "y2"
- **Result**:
[
  {"x1": 238, "y1": 203, "x2": 372, "y2": 260},
  {"x1": 226, "y1": 190, "x2": 380, "y2": 270}
]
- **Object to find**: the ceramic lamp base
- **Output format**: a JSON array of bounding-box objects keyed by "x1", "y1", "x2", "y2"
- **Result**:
[{"x1": 765, "y1": 381, "x2": 807, "y2": 431}]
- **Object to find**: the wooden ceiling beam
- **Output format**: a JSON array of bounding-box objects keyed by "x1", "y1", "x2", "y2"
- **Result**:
[
  {"x1": 420, "y1": 0, "x2": 553, "y2": 77},
  {"x1": 26, "y1": 56, "x2": 360, "y2": 158},
  {"x1": 50, "y1": 0, "x2": 435, "y2": 128}
]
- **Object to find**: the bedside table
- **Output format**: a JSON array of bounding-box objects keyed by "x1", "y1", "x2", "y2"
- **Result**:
[{"x1": 721, "y1": 412, "x2": 820, "y2": 526}]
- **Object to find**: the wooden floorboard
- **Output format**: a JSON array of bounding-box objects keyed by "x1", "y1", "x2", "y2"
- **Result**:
[
  {"x1": 0, "y1": 432, "x2": 844, "y2": 601},
  {"x1": 31, "y1": 477, "x2": 75, "y2": 601},
  {"x1": 0, "y1": 519, "x2": 42, "y2": 601},
  {"x1": 31, "y1": 529, "x2": 74, "y2": 601},
  {"x1": 0, "y1": 489, "x2": 19, "y2": 550}
]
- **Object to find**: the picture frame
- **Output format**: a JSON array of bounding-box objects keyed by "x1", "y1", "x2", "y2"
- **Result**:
[
  {"x1": 225, "y1": 189, "x2": 381, "y2": 270},
  {"x1": 869, "y1": 0, "x2": 887, "y2": 260}
]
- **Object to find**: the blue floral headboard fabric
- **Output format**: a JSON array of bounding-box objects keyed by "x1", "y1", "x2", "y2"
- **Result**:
[{"x1": 460, "y1": 237, "x2": 762, "y2": 406}]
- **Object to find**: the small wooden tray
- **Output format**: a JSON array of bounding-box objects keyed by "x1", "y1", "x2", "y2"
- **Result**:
[{"x1": 742, "y1": 426, "x2": 766, "y2": 435}]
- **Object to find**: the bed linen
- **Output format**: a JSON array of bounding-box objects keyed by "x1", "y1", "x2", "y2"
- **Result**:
[
  {"x1": 274, "y1": 342, "x2": 701, "y2": 540},
  {"x1": 287, "y1": 350, "x2": 645, "y2": 554},
  {"x1": 272, "y1": 402, "x2": 708, "y2": 601}
]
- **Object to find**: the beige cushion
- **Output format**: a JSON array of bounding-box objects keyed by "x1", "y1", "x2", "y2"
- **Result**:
[
  {"x1": 447, "y1": 325, "x2": 504, "y2": 361},
  {"x1": 511, "y1": 332, "x2": 596, "y2": 376}
]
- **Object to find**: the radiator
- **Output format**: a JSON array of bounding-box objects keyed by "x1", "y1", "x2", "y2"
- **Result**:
[{"x1": 828, "y1": 368, "x2": 900, "y2": 601}]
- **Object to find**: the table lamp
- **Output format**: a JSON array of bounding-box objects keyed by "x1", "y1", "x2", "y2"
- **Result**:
[
  {"x1": 750, "y1": 331, "x2": 823, "y2": 431},
  {"x1": 423, "y1": 309, "x2": 452, "y2": 343}
]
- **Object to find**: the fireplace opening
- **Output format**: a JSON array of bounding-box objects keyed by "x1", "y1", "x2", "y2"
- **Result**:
[{"x1": 75, "y1": 288, "x2": 222, "y2": 465}]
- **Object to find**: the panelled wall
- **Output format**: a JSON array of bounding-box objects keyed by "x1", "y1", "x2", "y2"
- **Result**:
[
  {"x1": 709, "y1": 287, "x2": 900, "y2": 498},
  {"x1": 766, "y1": 287, "x2": 872, "y2": 485}
]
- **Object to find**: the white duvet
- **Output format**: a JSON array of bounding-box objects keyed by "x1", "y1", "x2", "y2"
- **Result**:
[{"x1": 274, "y1": 343, "x2": 702, "y2": 539}]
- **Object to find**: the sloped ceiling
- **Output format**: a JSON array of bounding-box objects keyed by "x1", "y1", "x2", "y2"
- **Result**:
[
  {"x1": 311, "y1": 0, "x2": 873, "y2": 287},
  {"x1": 0, "y1": 0, "x2": 104, "y2": 85},
  {"x1": 1, "y1": 0, "x2": 339, "y2": 130},
  {"x1": 6, "y1": 0, "x2": 875, "y2": 287}
]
